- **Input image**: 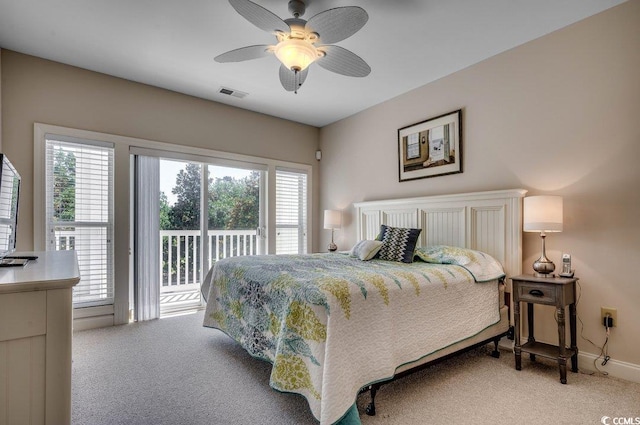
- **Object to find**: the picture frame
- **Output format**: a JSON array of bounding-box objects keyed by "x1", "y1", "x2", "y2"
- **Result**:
[{"x1": 398, "y1": 109, "x2": 462, "y2": 182}]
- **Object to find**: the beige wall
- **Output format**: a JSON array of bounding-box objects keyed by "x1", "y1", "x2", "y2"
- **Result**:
[
  {"x1": 0, "y1": 50, "x2": 320, "y2": 252},
  {"x1": 319, "y1": 1, "x2": 640, "y2": 367}
]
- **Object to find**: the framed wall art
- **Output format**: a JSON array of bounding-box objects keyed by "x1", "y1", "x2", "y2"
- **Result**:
[{"x1": 398, "y1": 109, "x2": 462, "y2": 182}]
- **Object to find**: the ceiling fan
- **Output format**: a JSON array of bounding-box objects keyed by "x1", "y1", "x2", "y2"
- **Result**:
[{"x1": 215, "y1": 0, "x2": 371, "y2": 93}]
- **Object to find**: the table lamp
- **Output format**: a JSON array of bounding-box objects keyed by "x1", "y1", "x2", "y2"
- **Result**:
[
  {"x1": 523, "y1": 195, "x2": 563, "y2": 277},
  {"x1": 323, "y1": 210, "x2": 341, "y2": 252}
]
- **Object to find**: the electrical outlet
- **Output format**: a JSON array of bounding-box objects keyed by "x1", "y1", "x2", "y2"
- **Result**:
[{"x1": 601, "y1": 307, "x2": 617, "y2": 327}]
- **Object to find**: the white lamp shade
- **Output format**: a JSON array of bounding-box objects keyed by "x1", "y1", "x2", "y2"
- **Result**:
[
  {"x1": 523, "y1": 196, "x2": 563, "y2": 232},
  {"x1": 323, "y1": 210, "x2": 342, "y2": 230}
]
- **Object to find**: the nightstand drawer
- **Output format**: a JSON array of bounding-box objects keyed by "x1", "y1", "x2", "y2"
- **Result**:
[{"x1": 517, "y1": 283, "x2": 557, "y2": 304}]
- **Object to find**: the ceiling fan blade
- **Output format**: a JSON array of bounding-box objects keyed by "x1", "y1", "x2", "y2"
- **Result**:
[
  {"x1": 305, "y1": 6, "x2": 368, "y2": 45},
  {"x1": 316, "y1": 45, "x2": 371, "y2": 77},
  {"x1": 215, "y1": 45, "x2": 273, "y2": 63},
  {"x1": 279, "y1": 64, "x2": 308, "y2": 92},
  {"x1": 228, "y1": 0, "x2": 290, "y2": 34}
]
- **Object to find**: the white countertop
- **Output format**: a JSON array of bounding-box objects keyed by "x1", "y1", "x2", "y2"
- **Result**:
[{"x1": 0, "y1": 251, "x2": 80, "y2": 293}]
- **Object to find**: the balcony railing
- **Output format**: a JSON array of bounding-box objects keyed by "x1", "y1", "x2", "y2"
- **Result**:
[
  {"x1": 160, "y1": 229, "x2": 258, "y2": 294},
  {"x1": 53, "y1": 228, "x2": 257, "y2": 312}
]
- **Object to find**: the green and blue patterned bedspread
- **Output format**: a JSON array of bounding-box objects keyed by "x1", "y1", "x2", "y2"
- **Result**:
[{"x1": 202, "y1": 247, "x2": 504, "y2": 424}]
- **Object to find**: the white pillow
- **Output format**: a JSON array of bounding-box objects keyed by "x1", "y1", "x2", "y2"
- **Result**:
[{"x1": 350, "y1": 240, "x2": 383, "y2": 261}]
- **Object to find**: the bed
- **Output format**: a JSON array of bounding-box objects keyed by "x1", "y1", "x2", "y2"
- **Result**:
[{"x1": 202, "y1": 189, "x2": 526, "y2": 424}]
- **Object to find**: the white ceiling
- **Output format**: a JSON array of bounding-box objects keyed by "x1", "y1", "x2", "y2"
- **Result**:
[{"x1": 0, "y1": 0, "x2": 626, "y2": 127}]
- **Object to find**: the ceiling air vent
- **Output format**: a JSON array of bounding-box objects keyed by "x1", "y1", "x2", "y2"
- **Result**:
[{"x1": 218, "y1": 87, "x2": 248, "y2": 99}]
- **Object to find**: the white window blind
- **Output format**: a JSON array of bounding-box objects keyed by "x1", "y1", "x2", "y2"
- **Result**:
[
  {"x1": 275, "y1": 168, "x2": 307, "y2": 254},
  {"x1": 45, "y1": 136, "x2": 115, "y2": 307}
]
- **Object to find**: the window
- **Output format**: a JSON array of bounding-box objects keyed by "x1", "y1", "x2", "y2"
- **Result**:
[
  {"x1": 275, "y1": 168, "x2": 308, "y2": 254},
  {"x1": 45, "y1": 136, "x2": 114, "y2": 307},
  {"x1": 36, "y1": 123, "x2": 312, "y2": 326},
  {"x1": 406, "y1": 133, "x2": 420, "y2": 159}
]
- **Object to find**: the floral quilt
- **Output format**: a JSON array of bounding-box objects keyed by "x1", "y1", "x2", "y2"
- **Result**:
[{"x1": 202, "y1": 249, "x2": 504, "y2": 424}]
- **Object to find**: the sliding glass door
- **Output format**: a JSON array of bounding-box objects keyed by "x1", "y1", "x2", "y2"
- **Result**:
[
  {"x1": 158, "y1": 159, "x2": 203, "y2": 314},
  {"x1": 134, "y1": 153, "x2": 266, "y2": 318},
  {"x1": 206, "y1": 165, "x2": 263, "y2": 268}
]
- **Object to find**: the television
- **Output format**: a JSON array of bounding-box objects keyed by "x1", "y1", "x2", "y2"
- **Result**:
[{"x1": 0, "y1": 154, "x2": 21, "y2": 262}]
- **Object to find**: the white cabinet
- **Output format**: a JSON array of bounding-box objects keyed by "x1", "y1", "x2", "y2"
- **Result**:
[{"x1": 0, "y1": 251, "x2": 80, "y2": 425}]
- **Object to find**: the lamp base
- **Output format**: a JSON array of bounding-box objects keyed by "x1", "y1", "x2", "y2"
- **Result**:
[
  {"x1": 327, "y1": 242, "x2": 337, "y2": 252},
  {"x1": 532, "y1": 258, "x2": 555, "y2": 278},
  {"x1": 532, "y1": 232, "x2": 555, "y2": 277}
]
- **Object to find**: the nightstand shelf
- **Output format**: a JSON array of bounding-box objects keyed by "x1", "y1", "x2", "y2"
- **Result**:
[
  {"x1": 511, "y1": 274, "x2": 579, "y2": 384},
  {"x1": 520, "y1": 341, "x2": 576, "y2": 360}
]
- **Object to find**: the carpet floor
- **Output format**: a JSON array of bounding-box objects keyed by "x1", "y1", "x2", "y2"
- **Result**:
[{"x1": 72, "y1": 310, "x2": 639, "y2": 425}]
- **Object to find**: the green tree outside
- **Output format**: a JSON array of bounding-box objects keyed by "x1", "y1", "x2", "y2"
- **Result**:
[
  {"x1": 53, "y1": 150, "x2": 76, "y2": 222},
  {"x1": 208, "y1": 171, "x2": 260, "y2": 230},
  {"x1": 161, "y1": 163, "x2": 259, "y2": 231},
  {"x1": 168, "y1": 163, "x2": 203, "y2": 230}
]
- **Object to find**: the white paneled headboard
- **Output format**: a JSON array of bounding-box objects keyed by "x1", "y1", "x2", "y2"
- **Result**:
[{"x1": 353, "y1": 189, "x2": 527, "y2": 279}]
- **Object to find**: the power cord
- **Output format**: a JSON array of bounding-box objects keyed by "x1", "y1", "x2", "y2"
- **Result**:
[{"x1": 601, "y1": 324, "x2": 611, "y2": 366}]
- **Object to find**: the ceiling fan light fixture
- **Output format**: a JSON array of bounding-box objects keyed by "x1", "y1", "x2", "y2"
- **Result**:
[{"x1": 274, "y1": 38, "x2": 319, "y2": 72}]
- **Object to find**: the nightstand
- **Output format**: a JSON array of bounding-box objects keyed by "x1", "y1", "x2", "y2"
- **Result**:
[{"x1": 511, "y1": 274, "x2": 578, "y2": 384}]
